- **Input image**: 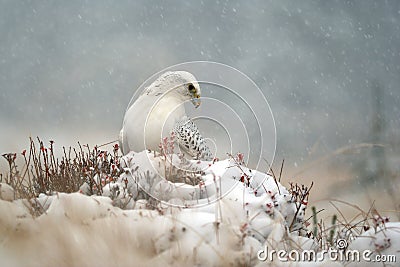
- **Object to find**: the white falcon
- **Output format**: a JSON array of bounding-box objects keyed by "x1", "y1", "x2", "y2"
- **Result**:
[{"x1": 119, "y1": 71, "x2": 212, "y2": 160}]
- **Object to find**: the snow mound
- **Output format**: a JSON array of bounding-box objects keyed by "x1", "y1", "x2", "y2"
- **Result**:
[
  {"x1": 347, "y1": 221, "x2": 400, "y2": 266},
  {"x1": 0, "y1": 151, "x2": 398, "y2": 266},
  {"x1": 0, "y1": 192, "x2": 283, "y2": 266},
  {"x1": 0, "y1": 183, "x2": 15, "y2": 201}
]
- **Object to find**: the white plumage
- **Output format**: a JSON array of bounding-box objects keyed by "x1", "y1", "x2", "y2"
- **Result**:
[{"x1": 119, "y1": 71, "x2": 212, "y2": 160}]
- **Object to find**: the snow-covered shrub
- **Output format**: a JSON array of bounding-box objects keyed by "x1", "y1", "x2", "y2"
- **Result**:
[{"x1": 1, "y1": 139, "x2": 399, "y2": 266}]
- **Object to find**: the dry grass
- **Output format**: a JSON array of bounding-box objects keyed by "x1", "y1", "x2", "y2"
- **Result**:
[
  {"x1": 0, "y1": 137, "x2": 122, "y2": 199},
  {"x1": 266, "y1": 155, "x2": 399, "y2": 252}
]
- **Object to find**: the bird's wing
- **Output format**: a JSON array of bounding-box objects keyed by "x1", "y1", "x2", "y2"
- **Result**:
[{"x1": 173, "y1": 117, "x2": 213, "y2": 161}]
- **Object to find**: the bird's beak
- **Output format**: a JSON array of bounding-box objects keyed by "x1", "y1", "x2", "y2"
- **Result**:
[{"x1": 191, "y1": 95, "x2": 201, "y2": 108}]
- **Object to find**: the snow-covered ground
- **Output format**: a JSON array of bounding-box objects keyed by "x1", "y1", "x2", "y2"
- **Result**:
[{"x1": 0, "y1": 151, "x2": 398, "y2": 266}]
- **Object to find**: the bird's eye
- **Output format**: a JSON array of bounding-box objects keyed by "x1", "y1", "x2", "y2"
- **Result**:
[{"x1": 188, "y1": 84, "x2": 195, "y2": 92}]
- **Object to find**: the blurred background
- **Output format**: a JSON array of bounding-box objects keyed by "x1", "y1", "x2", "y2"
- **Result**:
[{"x1": 1, "y1": 1, "x2": 399, "y2": 217}]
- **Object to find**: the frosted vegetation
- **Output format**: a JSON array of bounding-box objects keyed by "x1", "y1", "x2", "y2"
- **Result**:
[{"x1": 0, "y1": 138, "x2": 398, "y2": 266}]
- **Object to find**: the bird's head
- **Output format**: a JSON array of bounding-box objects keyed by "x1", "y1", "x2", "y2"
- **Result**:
[
  {"x1": 157, "y1": 71, "x2": 202, "y2": 108},
  {"x1": 186, "y1": 82, "x2": 201, "y2": 108}
]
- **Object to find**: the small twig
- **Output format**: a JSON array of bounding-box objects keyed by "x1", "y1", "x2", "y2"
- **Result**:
[
  {"x1": 311, "y1": 206, "x2": 318, "y2": 238},
  {"x1": 97, "y1": 139, "x2": 119, "y2": 148},
  {"x1": 278, "y1": 159, "x2": 284, "y2": 183},
  {"x1": 263, "y1": 158, "x2": 281, "y2": 195},
  {"x1": 289, "y1": 181, "x2": 313, "y2": 231},
  {"x1": 328, "y1": 214, "x2": 337, "y2": 245}
]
